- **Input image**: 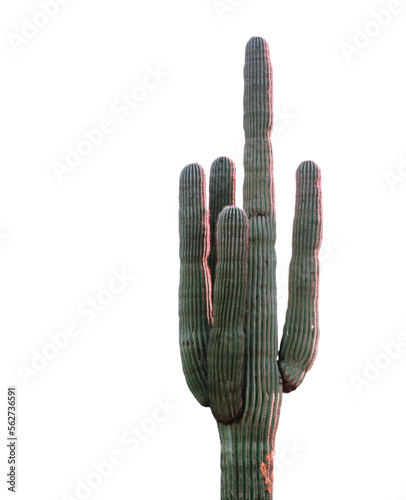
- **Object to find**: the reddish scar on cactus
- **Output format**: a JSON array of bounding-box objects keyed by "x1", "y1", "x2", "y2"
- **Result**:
[{"x1": 260, "y1": 453, "x2": 274, "y2": 494}]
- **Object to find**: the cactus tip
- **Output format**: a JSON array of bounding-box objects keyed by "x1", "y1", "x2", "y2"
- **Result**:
[
  {"x1": 246, "y1": 36, "x2": 269, "y2": 50},
  {"x1": 296, "y1": 160, "x2": 321, "y2": 183}
]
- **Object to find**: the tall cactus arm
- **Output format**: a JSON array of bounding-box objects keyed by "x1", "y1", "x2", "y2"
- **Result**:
[
  {"x1": 178, "y1": 163, "x2": 212, "y2": 407},
  {"x1": 243, "y1": 36, "x2": 274, "y2": 218},
  {"x1": 208, "y1": 206, "x2": 249, "y2": 423},
  {"x1": 278, "y1": 161, "x2": 323, "y2": 393},
  {"x1": 243, "y1": 37, "x2": 280, "y2": 404}
]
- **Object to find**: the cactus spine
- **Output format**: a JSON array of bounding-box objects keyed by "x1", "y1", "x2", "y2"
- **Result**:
[{"x1": 179, "y1": 37, "x2": 323, "y2": 499}]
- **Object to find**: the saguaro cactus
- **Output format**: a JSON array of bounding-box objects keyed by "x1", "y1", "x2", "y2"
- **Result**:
[{"x1": 178, "y1": 36, "x2": 323, "y2": 499}]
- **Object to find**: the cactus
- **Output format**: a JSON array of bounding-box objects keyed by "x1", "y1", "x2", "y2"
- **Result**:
[{"x1": 178, "y1": 36, "x2": 323, "y2": 499}]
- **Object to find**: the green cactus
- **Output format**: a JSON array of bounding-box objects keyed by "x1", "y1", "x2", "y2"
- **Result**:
[{"x1": 178, "y1": 36, "x2": 323, "y2": 499}]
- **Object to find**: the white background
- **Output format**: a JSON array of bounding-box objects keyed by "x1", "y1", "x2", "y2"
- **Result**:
[{"x1": 1, "y1": 0, "x2": 406, "y2": 499}]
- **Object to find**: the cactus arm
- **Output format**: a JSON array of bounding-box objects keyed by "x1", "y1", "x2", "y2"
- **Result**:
[
  {"x1": 208, "y1": 206, "x2": 249, "y2": 423},
  {"x1": 278, "y1": 161, "x2": 323, "y2": 393},
  {"x1": 178, "y1": 163, "x2": 212, "y2": 406},
  {"x1": 208, "y1": 157, "x2": 236, "y2": 288}
]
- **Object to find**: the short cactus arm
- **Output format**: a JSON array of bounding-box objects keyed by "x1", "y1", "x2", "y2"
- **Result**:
[
  {"x1": 178, "y1": 163, "x2": 212, "y2": 406},
  {"x1": 208, "y1": 157, "x2": 236, "y2": 287},
  {"x1": 278, "y1": 161, "x2": 323, "y2": 393},
  {"x1": 208, "y1": 206, "x2": 249, "y2": 423}
]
